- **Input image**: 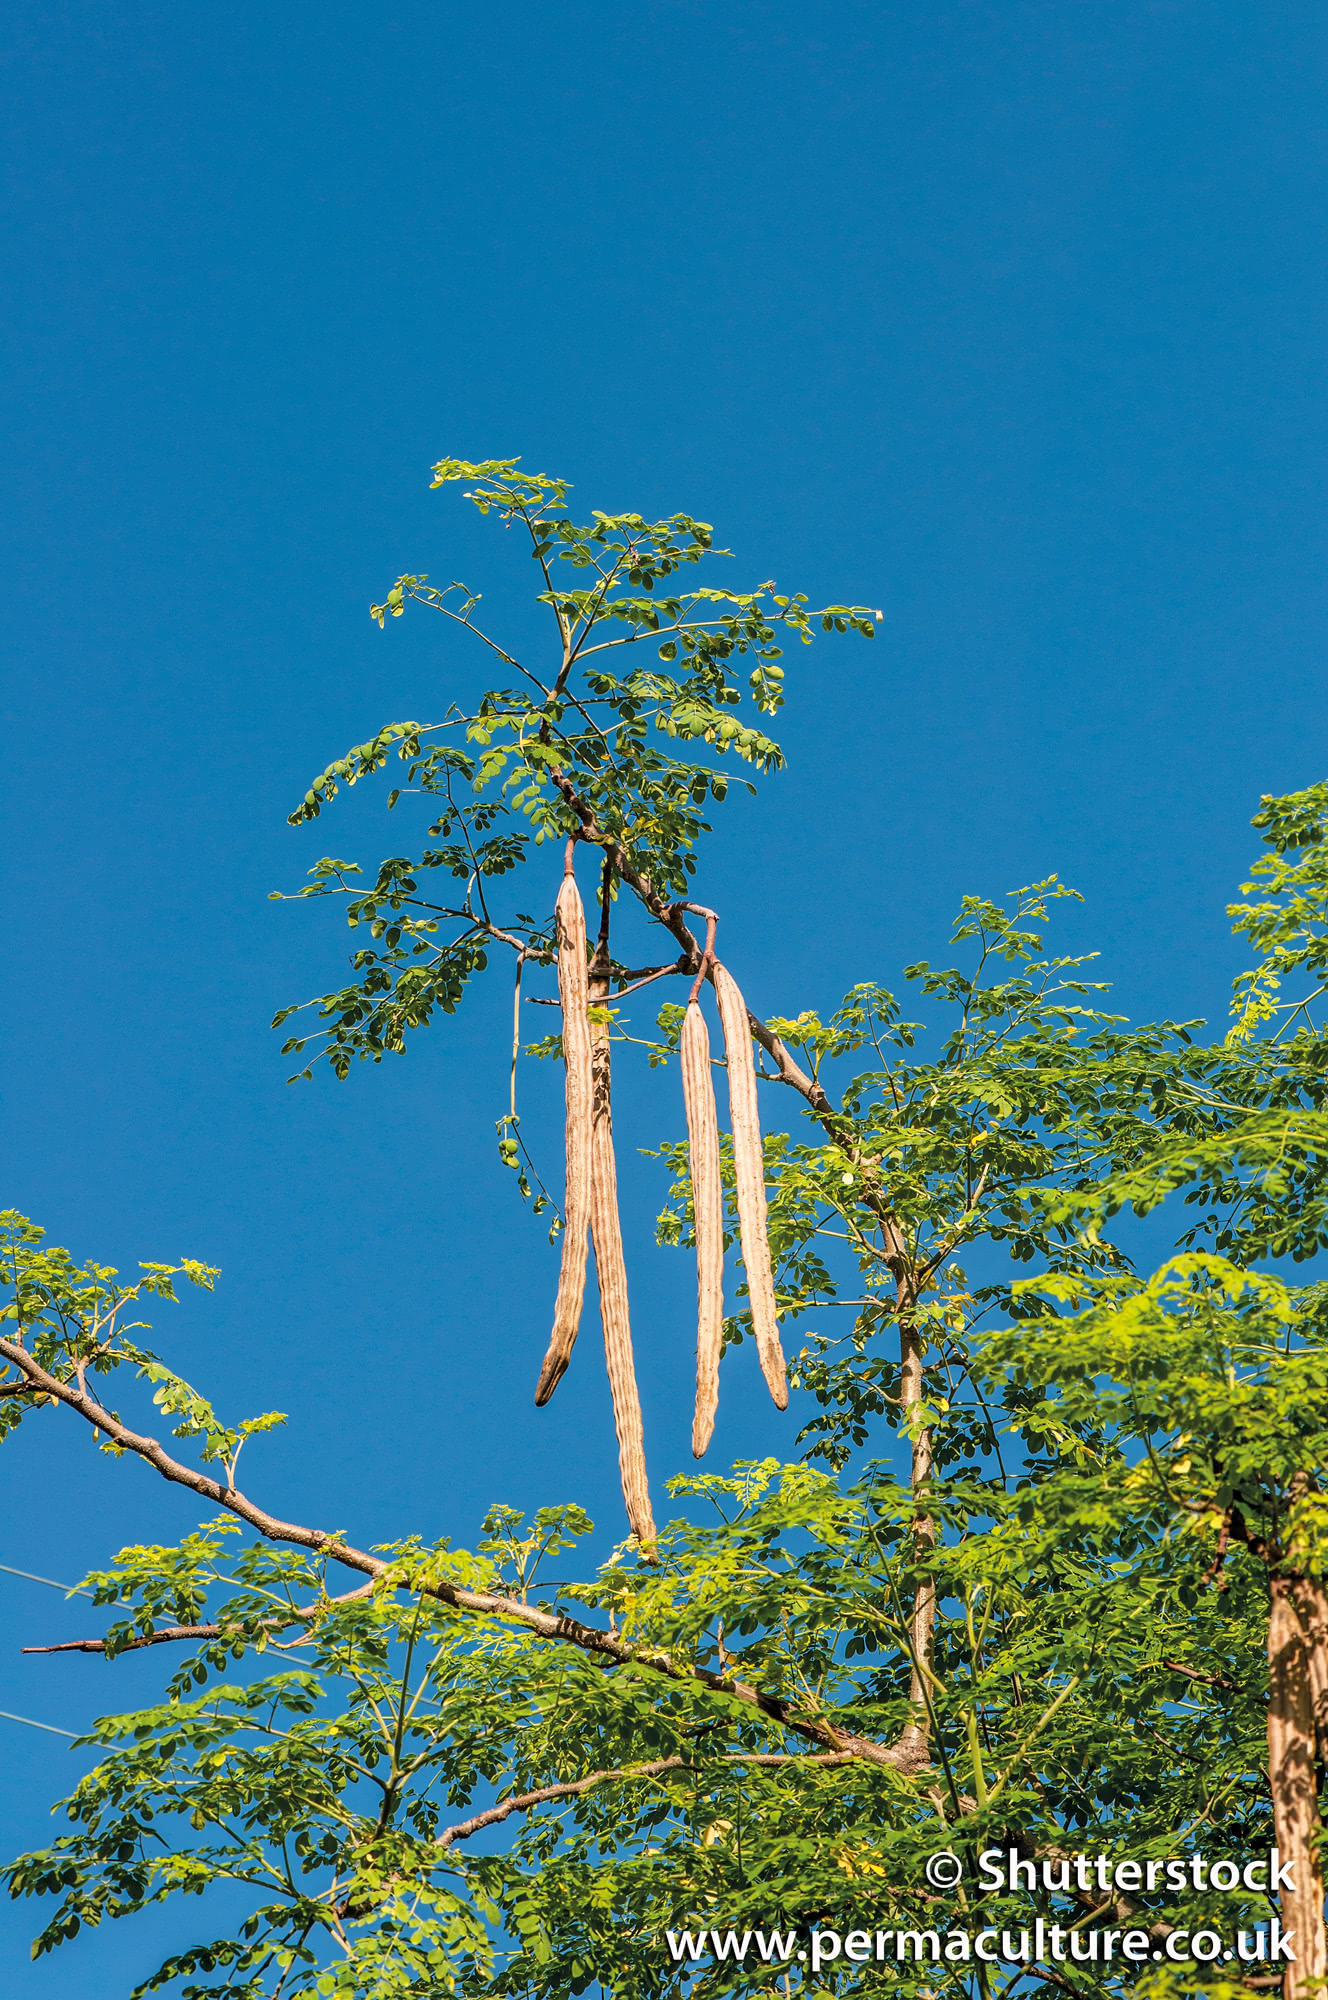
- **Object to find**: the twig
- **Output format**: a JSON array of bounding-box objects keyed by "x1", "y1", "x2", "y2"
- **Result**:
[
  {"x1": 23, "y1": 1581, "x2": 377, "y2": 1656},
  {"x1": 436, "y1": 1749, "x2": 857, "y2": 1847}
]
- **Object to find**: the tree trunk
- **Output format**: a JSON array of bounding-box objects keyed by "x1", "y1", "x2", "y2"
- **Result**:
[
  {"x1": 1267, "y1": 1572, "x2": 1328, "y2": 1995},
  {"x1": 897, "y1": 1277, "x2": 934, "y2": 1772}
]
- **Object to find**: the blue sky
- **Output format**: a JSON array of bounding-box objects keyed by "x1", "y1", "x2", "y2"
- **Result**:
[{"x1": 2, "y1": 2, "x2": 1326, "y2": 1988}]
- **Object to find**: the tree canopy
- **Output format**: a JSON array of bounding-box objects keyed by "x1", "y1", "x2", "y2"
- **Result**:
[{"x1": 5, "y1": 459, "x2": 1328, "y2": 1999}]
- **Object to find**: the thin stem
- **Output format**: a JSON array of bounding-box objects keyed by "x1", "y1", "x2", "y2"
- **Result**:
[{"x1": 510, "y1": 953, "x2": 525, "y2": 1122}]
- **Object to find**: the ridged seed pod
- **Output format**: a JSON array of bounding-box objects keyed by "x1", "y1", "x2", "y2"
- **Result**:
[
  {"x1": 712, "y1": 962, "x2": 787, "y2": 1409},
  {"x1": 681, "y1": 1000, "x2": 724, "y2": 1456},
  {"x1": 587, "y1": 992, "x2": 657, "y2": 1549},
  {"x1": 534, "y1": 873, "x2": 593, "y2": 1405}
]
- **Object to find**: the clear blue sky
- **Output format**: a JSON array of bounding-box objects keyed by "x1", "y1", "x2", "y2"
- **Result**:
[{"x1": 2, "y1": 3, "x2": 1325, "y2": 1989}]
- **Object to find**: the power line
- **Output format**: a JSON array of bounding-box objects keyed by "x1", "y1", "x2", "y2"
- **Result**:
[
  {"x1": 0, "y1": 1562, "x2": 91, "y2": 1738},
  {"x1": 0, "y1": 1709, "x2": 79, "y2": 1739},
  {"x1": 0, "y1": 1561, "x2": 92, "y2": 1598},
  {"x1": 1, "y1": 1557, "x2": 316, "y2": 1716}
]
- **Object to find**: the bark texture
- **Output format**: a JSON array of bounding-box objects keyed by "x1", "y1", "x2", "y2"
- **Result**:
[
  {"x1": 897, "y1": 1295, "x2": 935, "y2": 1770},
  {"x1": 1268, "y1": 1572, "x2": 1328, "y2": 1997}
]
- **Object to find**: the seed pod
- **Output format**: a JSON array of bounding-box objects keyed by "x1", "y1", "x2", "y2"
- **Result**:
[
  {"x1": 587, "y1": 989, "x2": 658, "y2": 1550},
  {"x1": 681, "y1": 1000, "x2": 724, "y2": 1457},
  {"x1": 534, "y1": 874, "x2": 593, "y2": 1405},
  {"x1": 712, "y1": 962, "x2": 787, "y2": 1410}
]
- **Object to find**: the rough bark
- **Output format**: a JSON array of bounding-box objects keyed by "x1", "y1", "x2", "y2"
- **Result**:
[
  {"x1": 1268, "y1": 1572, "x2": 1328, "y2": 1996},
  {"x1": 895, "y1": 1269, "x2": 935, "y2": 1770}
]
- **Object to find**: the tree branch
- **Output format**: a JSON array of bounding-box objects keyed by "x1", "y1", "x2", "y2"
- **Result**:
[
  {"x1": 1160, "y1": 1659, "x2": 1239, "y2": 1693},
  {"x1": 1, "y1": 1332, "x2": 925, "y2": 1772},
  {"x1": 436, "y1": 1749, "x2": 857, "y2": 1849},
  {"x1": 23, "y1": 1625, "x2": 222, "y2": 1657},
  {"x1": 22, "y1": 1581, "x2": 377, "y2": 1657}
]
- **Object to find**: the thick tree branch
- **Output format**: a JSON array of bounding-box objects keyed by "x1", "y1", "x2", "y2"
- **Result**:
[{"x1": 1, "y1": 1332, "x2": 925, "y2": 1773}]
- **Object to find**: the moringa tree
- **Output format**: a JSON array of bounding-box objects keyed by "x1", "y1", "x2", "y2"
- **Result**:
[{"x1": 3, "y1": 460, "x2": 1328, "y2": 1998}]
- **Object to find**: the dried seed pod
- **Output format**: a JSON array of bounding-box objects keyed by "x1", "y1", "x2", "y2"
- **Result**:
[
  {"x1": 534, "y1": 874, "x2": 593, "y2": 1405},
  {"x1": 681, "y1": 1000, "x2": 724, "y2": 1457},
  {"x1": 587, "y1": 989, "x2": 658, "y2": 1549},
  {"x1": 712, "y1": 962, "x2": 787, "y2": 1410}
]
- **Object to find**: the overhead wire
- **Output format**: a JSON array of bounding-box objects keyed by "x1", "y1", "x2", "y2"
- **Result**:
[
  {"x1": 0, "y1": 1559, "x2": 93, "y2": 1739},
  {"x1": 0, "y1": 1560, "x2": 92, "y2": 1598},
  {"x1": 0, "y1": 1709, "x2": 78, "y2": 1739}
]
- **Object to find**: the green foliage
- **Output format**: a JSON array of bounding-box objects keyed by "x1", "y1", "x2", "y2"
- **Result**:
[
  {"x1": 9, "y1": 457, "x2": 1328, "y2": 1995},
  {"x1": 271, "y1": 459, "x2": 878, "y2": 1080},
  {"x1": 0, "y1": 1213, "x2": 223, "y2": 1445},
  {"x1": 1228, "y1": 781, "x2": 1328, "y2": 1041},
  {"x1": 0, "y1": 1437, "x2": 1279, "y2": 1996},
  {"x1": 10, "y1": 795, "x2": 1324, "y2": 1991},
  {"x1": 987, "y1": 1254, "x2": 1328, "y2": 1577}
]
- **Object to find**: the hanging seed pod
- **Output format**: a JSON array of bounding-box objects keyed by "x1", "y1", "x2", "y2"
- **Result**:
[
  {"x1": 534, "y1": 873, "x2": 593, "y2": 1405},
  {"x1": 712, "y1": 962, "x2": 787, "y2": 1410},
  {"x1": 681, "y1": 1000, "x2": 724, "y2": 1457},
  {"x1": 587, "y1": 976, "x2": 657, "y2": 1549}
]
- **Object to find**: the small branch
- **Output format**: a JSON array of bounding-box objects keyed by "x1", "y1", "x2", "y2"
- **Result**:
[
  {"x1": 611, "y1": 958, "x2": 692, "y2": 1001},
  {"x1": 688, "y1": 911, "x2": 718, "y2": 1006},
  {"x1": 436, "y1": 1749, "x2": 857, "y2": 1848},
  {"x1": 509, "y1": 951, "x2": 525, "y2": 1122},
  {"x1": 1202, "y1": 1509, "x2": 1232, "y2": 1592},
  {"x1": 438, "y1": 1758, "x2": 691, "y2": 1846},
  {"x1": 24, "y1": 1625, "x2": 222, "y2": 1657},
  {"x1": 529, "y1": 957, "x2": 696, "y2": 1006},
  {"x1": 1160, "y1": 1659, "x2": 1239, "y2": 1693},
  {"x1": 917, "y1": 1165, "x2": 991, "y2": 1284},
  {"x1": 1026, "y1": 1964, "x2": 1092, "y2": 1999},
  {"x1": 23, "y1": 1582, "x2": 377, "y2": 1656}
]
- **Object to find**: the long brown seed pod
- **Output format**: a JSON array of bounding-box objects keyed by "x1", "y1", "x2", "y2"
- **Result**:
[
  {"x1": 712, "y1": 961, "x2": 788, "y2": 1409},
  {"x1": 534, "y1": 872, "x2": 593, "y2": 1405},
  {"x1": 681, "y1": 1000, "x2": 724, "y2": 1457},
  {"x1": 587, "y1": 946, "x2": 657, "y2": 1549}
]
